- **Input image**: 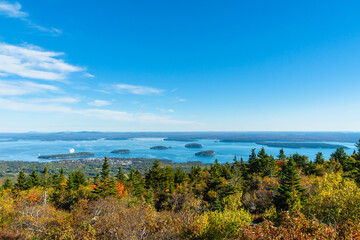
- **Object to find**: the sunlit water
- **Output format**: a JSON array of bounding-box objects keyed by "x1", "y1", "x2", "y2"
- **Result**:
[{"x1": 0, "y1": 138, "x2": 357, "y2": 163}]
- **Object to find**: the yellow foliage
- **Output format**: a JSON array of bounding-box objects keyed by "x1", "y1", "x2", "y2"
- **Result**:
[
  {"x1": 304, "y1": 172, "x2": 360, "y2": 225},
  {"x1": 0, "y1": 189, "x2": 15, "y2": 227}
]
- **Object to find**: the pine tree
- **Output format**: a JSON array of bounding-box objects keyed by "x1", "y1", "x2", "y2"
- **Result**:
[
  {"x1": 94, "y1": 158, "x2": 117, "y2": 197},
  {"x1": 350, "y1": 140, "x2": 360, "y2": 185},
  {"x1": 221, "y1": 162, "x2": 232, "y2": 180},
  {"x1": 331, "y1": 147, "x2": 354, "y2": 172},
  {"x1": 278, "y1": 148, "x2": 286, "y2": 161},
  {"x1": 100, "y1": 157, "x2": 110, "y2": 181},
  {"x1": 248, "y1": 148, "x2": 260, "y2": 174},
  {"x1": 189, "y1": 165, "x2": 203, "y2": 183},
  {"x1": 60, "y1": 168, "x2": 65, "y2": 182},
  {"x1": 274, "y1": 158, "x2": 305, "y2": 212},
  {"x1": 356, "y1": 139, "x2": 360, "y2": 160},
  {"x1": 174, "y1": 167, "x2": 187, "y2": 185},
  {"x1": 116, "y1": 166, "x2": 125, "y2": 182},
  {"x1": 41, "y1": 167, "x2": 51, "y2": 187},
  {"x1": 28, "y1": 169, "x2": 40, "y2": 188},
  {"x1": 2, "y1": 178, "x2": 12, "y2": 190},
  {"x1": 73, "y1": 169, "x2": 87, "y2": 189},
  {"x1": 15, "y1": 170, "x2": 27, "y2": 190},
  {"x1": 129, "y1": 167, "x2": 144, "y2": 198},
  {"x1": 291, "y1": 153, "x2": 309, "y2": 168},
  {"x1": 257, "y1": 147, "x2": 276, "y2": 177},
  {"x1": 315, "y1": 152, "x2": 325, "y2": 164}
]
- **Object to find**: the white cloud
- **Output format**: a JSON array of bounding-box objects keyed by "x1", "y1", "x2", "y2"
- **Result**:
[
  {"x1": 0, "y1": 1, "x2": 61, "y2": 35},
  {"x1": 157, "y1": 108, "x2": 175, "y2": 113},
  {"x1": 84, "y1": 73, "x2": 95, "y2": 78},
  {"x1": 0, "y1": 80, "x2": 59, "y2": 96},
  {"x1": 115, "y1": 84, "x2": 164, "y2": 95},
  {"x1": 0, "y1": 1, "x2": 27, "y2": 18},
  {"x1": 31, "y1": 97, "x2": 79, "y2": 104},
  {"x1": 0, "y1": 43, "x2": 83, "y2": 80},
  {"x1": 88, "y1": 100, "x2": 111, "y2": 107},
  {"x1": 0, "y1": 97, "x2": 197, "y2": 125},
  {"x1": 176, "y1": 97, "x2": 186, "y2": 102}
]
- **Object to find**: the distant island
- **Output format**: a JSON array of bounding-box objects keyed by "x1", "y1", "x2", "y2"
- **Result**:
[
  {"x1": 185, "y1": 143, "x2": 203, "y2": 148},
  {"x1": 195, "y1": 150, "x2": 215, "y2": 156},
  {"x1": 164, "y1": 138, "x2": 198, "y2": 142},
  {"x1": 256, "y1": 142, "x2": 349, "y2": 149},
  {"x1": 38, "y1": 152, "x2": 95, "y2": 160},
  {"x1": 111, "y1": 149, "x2": 131, "y2": 154},
  {"x1": 150, "y1": 146, "x2": 171, "y2": 150},
  {"x1": 105, "y1": 137, "x2": 129, "y2": 140}
]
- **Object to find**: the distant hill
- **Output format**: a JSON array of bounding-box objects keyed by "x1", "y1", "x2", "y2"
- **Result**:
[
  {"x1": 1, "y1": 131, "x2": 360, "y2": 142},
  {"x1": 256, "y1": 142, "x2": 349, "y2": 149}
]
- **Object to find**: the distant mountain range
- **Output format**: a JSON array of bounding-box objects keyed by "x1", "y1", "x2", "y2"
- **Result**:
[{"x1": 0, "y1": 131, "x2": 359, "y2": 143}]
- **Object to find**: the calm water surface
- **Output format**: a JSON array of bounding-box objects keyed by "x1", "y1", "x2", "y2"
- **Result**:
[{"x1": 0, "y1": 138, "x2": 357, "y2": 163}]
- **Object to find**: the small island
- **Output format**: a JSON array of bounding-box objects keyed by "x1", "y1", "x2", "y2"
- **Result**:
[
  {"x1": 195, "y1": 150, "x2": 215, "y2": 156},
  {"x1": 104, "y1": 137, "x2": 129, "y2": 140},
  {"x1": 38, "y1": 152, "x2": 95, "y2": 160},
  {"x1": 164, "y1": 138, "x2": 198, "y2": 142},
  {"x1": 185, "y1": 143, "x2": 203, "y2": 148},
  {"x1": 256, "y1": 142, "x2": 349, "y2": 149},
  {"x1": 111, "y1": 149, "x2": 131, "y2": 154},
  {"x1": 150, "y1": 146, "x2": 171, "y2": 150}
]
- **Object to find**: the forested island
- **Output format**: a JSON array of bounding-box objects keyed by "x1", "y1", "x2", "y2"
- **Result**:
[
  {"x1": 185, "y1": 143, "x2": 203, "y2": 148},
  {"x1": 195, "y1": 150, "x2": 215, "y2": 156},
  {"x1": 38, "y1": 152, "x2": 95, "y2": 159},
  {"x1": 110, "y1": 149, "x2": 131, "y2": 154},
  {"x1": 1, "y1": 142, "x2": 360, "y2": 239},
  {"x1": 256, "y1": 142, "x2": 349, "y2": 149},
  {"x1": 150, "y1": 146, "x2": 171, "y2": 150}
]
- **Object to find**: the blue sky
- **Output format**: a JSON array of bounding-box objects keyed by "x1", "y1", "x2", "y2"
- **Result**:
[{"x1": 0, "y1": 0, "x2": 360, "y2": 132}]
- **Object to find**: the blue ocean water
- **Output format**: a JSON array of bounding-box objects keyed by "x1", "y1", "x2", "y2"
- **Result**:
[{"x1": 0, "y1": 138, "x2": 357, "y2": 163}]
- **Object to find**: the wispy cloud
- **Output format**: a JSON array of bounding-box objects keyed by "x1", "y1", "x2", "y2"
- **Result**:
[
  {"x1": 0, "y1": 80, "x2": 59, "y2": 96},
  {"x1": 31, "y1": 97, "x2": 79, "y2": 104},
  {"x1": 88, "y1": 100, "x2": 111, "y2": 107},
  {"x1": 0, "y1": 1, "x2": 27, "y2": 18},
  {"x1": 115, "y1": 84, "x2": 164, "y2": 95},
  {"x1": 0, "y1": 97, "x2": 197, "y2": 125},
  {"x1": 157, "y1": 108, "x2": 175, "y2": 113},
  {"x1": 176, "y1": 97, "x2": 186, "y2": 102},
  {"x1": 84, "y1": 73, "x2": 95, "y2": 78},
  {"x1": 0, "y1": 42, "x2": 83, "y2": 80},
  {"x1": 0, "y1": 1, "x2": 61, "y2": 35}
]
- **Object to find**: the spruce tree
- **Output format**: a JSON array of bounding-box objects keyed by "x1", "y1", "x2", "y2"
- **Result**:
[
  {"x1": 100, "y1": 157, "x2": 110, "y2": 181},
  {"x1": 116, "y1": 166, "x2": 125, "y2": 182},
  {"x1": 278, "y1": 148, "x2": 286, "y2": 161},
  {"x1": 15, "y1": 170, "x2": 27, "y2": 190},
  {"x1": 257, "y1": 147, "x2": 276, "y2": 177},
  {"x1": 189, "y1": 165, "x2": 203, "y2": 183},
  {"x1": 274, "y1": 158, "x2": 305, "y2": 212},
  {"x1": 350, "y1": 140, "x2": 360, "y2": 185},
  {"x1": 94, "y1": 157, "x2": 117, "y2": 197},
  {"x1": 315, "y1": 152, "x2": 325, "y2": 164},
  {"x1": 73, "y1": 169, "x2": 87, "y2": 189},
  {"x1": 331, "y1": 147, "x2": 351, "y2": 171},
  {"x1": 60, "y1": 168, "x2": 65, "y2": 182},
  {"x1": 174, "y1": 167, "x2": 187, "y2": 185},
  {"x1": 248, "y1": 148, "x2": 260, "y2": 174},
  {"x1": 129, "y1": 168, "x2": 144, "y2": 198},
  {"x1": 41, "y1": 167, "x2": 51, "y2": 187},
  {"x1": 28, "y1": 169, "x2": 40, "y2": 188},
  {"x1": 2, "y1": 178, "x2": 12, "y2": 190}
]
